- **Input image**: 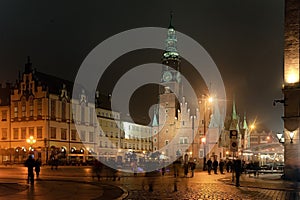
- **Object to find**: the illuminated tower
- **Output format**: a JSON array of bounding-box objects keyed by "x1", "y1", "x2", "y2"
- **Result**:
[
  {"x1": 155, "y1": 13, "x2": 181, "y2": 158},
  {"x1": 282, "y1": 0, "x2": 300, "y2": 181},
  {"x1": 160, "y1": 12, "x2": 182, "y2": 97}
]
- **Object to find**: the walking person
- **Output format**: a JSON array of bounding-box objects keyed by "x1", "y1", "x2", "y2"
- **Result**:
[
  {"x1": 189, "y1": 160, "x2": 196, "y2": 178},
  {"x1": 35, "y1": 158, "x2": 42, "y2": 179},
  {"x1": 219, "y1": 159, "x2": 225, "y2": 174},
  {"x1": 234, "y1": 159, "x2": 242, "y2": 187},
  {"x1": 207, "y1": 158, "x2": 212, "y2": 175},
  {"x1": 213, "y1": 159, "x2": 218, "y2": 174},
  {"x1": 183, "y1": 163, "x2": 189, "y2": 177},
  {"x1": 161, "y1": 166, "x2": 166, "y2": 176},
  {"x1": 25, "y1": 155, "x2": 36, "y2": 184},
  {"x1": 226, "y1": 159, "x2": 233, "y2": 172},
  {"x1": 173, "y1": 158, "x2": 181, "y2": 177},
  {"x1": 92, "y1": 160, "x2": 103, "y2": 181}
]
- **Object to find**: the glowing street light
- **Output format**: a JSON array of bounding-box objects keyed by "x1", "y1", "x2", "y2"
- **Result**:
[
  {"x1": 26, "y1": 136, "x2": 36, "y2": 152},
  {"x1": 276, "y1": 132, "x2": 285, "y2": 144},
  {"x1": 289, "y1": 131, "x2": 295, "y2": 144}
]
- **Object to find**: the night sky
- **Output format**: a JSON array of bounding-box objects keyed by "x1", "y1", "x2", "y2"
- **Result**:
[{"x1": 0, "y1": 1, "x2": 284, "y2": 132}]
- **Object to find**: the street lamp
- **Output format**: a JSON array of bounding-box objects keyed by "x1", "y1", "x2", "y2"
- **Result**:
[
  {"x1": 191, "y1": 115, "x2": 196, "y2": 160},
  {"x1": 276, "y1": 132, "x2": 285, "y2": 144},
  {"x1": 26, "y1": 136, "x2": 36, "y2": 153},
  {"x1": 288, "y1": 131, "x2": 295, "y2": 144},
  {"x1": 201, "y1": 137, "x2": 206, "y2": 170}
]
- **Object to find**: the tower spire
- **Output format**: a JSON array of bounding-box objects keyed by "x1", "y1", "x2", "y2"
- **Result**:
[
  {"x1": 232, "y1": 95, "x2": 237, "y2": 120},
  {"x1": 169, "y1": 11, "x2": 174, "y2": 29},
  {"x1": 25, "y1": 56, "x2": 33, "y2": 74},
  {"x1": 229, "y1": 94, "x2": 239, "y2": 130},
  {"x1": 243, "y1": 112, "x2": 248, "y2": 129}
]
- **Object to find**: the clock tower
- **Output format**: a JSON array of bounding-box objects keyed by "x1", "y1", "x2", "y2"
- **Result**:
[
  {"x1": 160, "y1": 12, "x2": 182, "y2": 97},
  {"x1": 154, "y1": 13, "x2": 181, "y2": 158}
]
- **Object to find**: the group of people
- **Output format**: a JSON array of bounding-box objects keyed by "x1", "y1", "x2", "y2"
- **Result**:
[
  {"x1": 25, "y1": 155, "x2": 42, "y2": 184},
  {"x1": 172, "y1": 158, "x2": 196, "y2": 178},
  {"x1": 206, "y1": 158, "x2": 227, "y2": 175}
]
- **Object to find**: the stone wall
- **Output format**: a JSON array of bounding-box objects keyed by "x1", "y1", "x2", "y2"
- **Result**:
[
  {"x1": 284, "y1": 0, "x2": 300, "y2": 84},
  {"x1": 283, "y1": 0, "x2": 300, "y2": 181}
]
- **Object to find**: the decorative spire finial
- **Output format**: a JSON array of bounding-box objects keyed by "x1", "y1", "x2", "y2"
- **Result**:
[
  {"x1": 25, "y1": 56, "x2": 33, "y2": 73},
  {"x1": 169, "y1": 11, "x2": 174, "y2": 29}
]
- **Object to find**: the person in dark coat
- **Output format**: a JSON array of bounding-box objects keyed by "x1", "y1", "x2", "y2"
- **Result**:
[
  {"x1": 207, "y1": 158, "x2": 212, "y2": 175},
  {"x1": 226, "y1": 160, "x2": 233, "y2": 172},
  {"x1": 35, "y1": 158, "x2": 42, "y2": 178},
  {"x1": 189, "y1": 161, "x2": 196, "y2": 178},
  {"x1": 173, "y1": 158, "x2": 181, "y2": 177},
  {"x1": 183, "y1": 163, "x2": 189, "y2": 177},
  {"x1": 213, "y1": 159, "x2": 218, "y2": 174},
  {"x1": 25, "y1": 155, "x2": 36, "y2": 184},
  {"x1": 219, "y1": 159, "x2": 225, "y2": 174},
  {"x1": 234, "y1": 159, "x2": 242, "y2": 187}
]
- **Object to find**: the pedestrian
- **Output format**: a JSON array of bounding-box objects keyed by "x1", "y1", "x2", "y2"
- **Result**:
[
  {"x1": 92, "y1": 160, "x2": 103, "y2": 181},
  {"x1": 161, "y1": 166, "x2": 166, "y2": 176},
  {"x1": 226, "y1": 160, "x2": 233, "y2": 172},
  {"x1": 25, "y1": 154, "x2": 36, "y2": 184},
  {"x1": 219, "y1": 159, "x2": 225, "y2": 174},
  {"x1": 189, "y1": 160, "x2": 196, "y2": 178},
  {"x1": 173, "y1": 158, "x2": 181, "y2": 177},
  {"x1": 50, "y1": 155, "x2": 58, "y2": 170},
  {"x1": 213, "y1": 159, "x2": 218, "y2": 174},
  {"x1": 35, "y1": 158, "x2": 42, "y2": 179},
  {"x1": 183, "y1": 163, "x2": 189, "y2": 177},
  {"x1": 207, "y1": 158, "x2": 212, "y2": 175},
  {"x1": 234, "y1": 159, "x2": 242, "y2": 187}
]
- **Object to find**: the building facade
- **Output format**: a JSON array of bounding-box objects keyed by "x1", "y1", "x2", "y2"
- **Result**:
[
  {"x1": 0, "y1": 58, "x2": 153, "y2": 165},
  {"x1": 282, "y1": 0, "x2": 300, "y2": 181}
]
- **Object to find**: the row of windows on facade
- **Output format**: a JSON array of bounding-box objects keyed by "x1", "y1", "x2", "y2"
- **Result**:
[
  {"x1": 1, "y1": 127, "x2": 94, "y2": 142},
  {"x1": 1, "y1": 127, "x2": 43, "y2": 140},
  {"x1": 12, "y1": 98, "x2": 119, "y2": 119},
  {"x1": 7, "y1": 101, "x2": 151, "y2": 135},
  {"x1": 250, "y1": 136, "x2": 272, "y2": 143},
  {"x1": 11, "y1": 99, "x2": 95, "y2": 123},
  {"x1": 100, "y1": 121, "x2": 151, "y2": 134},
  {"x1": 2, "y1": 127, "x2": 152, "y2": 145},
  {"x1": 97, "y1": 111, "x2": 120, "y2": 119},
  {"x1": 99, "y1": 141, "x2": 150, "y2": 150},
  {"x1": 153, "y1": 137, "x2": 189, "y2": 144}
]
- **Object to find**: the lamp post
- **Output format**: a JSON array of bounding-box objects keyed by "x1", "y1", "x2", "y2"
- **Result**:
[
  {"x1": 201, "y1": 137, "x2": 206, "y2": 170},
  {"x1": 191, "y1": 115, "x2": 196, "y2": 160},
  {"x1": 288, "y1": 131, "x2": 295, "y2": 144},
  {"x1": 26, "y1": 136, "x2": 36, "y2": 155},
  {"x1": 276, "y1": 132, "x2": 285, "y2": 144}
]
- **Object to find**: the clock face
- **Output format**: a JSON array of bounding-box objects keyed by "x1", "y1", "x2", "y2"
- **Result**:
[
  {"x1": 232, "y1": 130, "x2": 237, "y2": 135},
  {"x1": 163, "y1": 71, "x2": 172, "y2": 82}
]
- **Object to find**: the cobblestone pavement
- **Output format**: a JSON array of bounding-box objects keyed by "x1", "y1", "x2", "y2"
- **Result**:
[
  {"x1": 112, "y1": 171, "x2": 300, "y2": 200},
  {"x1": 1, "y1": 166, "x2": 300, "y2": 200}
]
